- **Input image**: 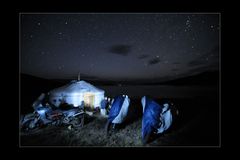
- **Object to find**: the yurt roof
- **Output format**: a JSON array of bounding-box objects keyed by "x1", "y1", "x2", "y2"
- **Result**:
[{"x1": 49, "y1": 80, "x2": 104, "y2": 97}]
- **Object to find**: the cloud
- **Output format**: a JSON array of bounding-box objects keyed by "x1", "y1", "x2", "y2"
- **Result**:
[
  {"x1": 138, "y1": 54, "x2": 150, "y2": 59},
  {"x1": 148, "y1": 57, "x2": 161, "y2": 65},
  {"x1": 108, "y1": 45, "x2": 132, "y2": 56}
]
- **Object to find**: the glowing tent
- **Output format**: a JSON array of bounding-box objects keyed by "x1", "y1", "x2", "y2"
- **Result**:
[{"x1": 49, "y1": 80, "x2": 105, "y2": 109}]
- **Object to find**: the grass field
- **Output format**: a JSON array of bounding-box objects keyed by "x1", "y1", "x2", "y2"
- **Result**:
[{"x1": 20, "y1": 96, "x2": 219, "y2": 147}]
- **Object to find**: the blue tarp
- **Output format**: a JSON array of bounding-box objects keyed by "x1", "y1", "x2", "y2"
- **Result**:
[
  {"x1": 108, "y1": 95, "x2": 130, "y2": 124},
  {"x1": 141, "y1": 96, "x2": 173, "y2": 143},
  {"x1": 108, "y1": 95, "x2": 125, "y2": 122}
]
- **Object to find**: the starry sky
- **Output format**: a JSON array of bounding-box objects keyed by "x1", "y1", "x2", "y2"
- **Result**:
[{"x1": 20, "y1": 13, "x2": 220, "y2": 82}]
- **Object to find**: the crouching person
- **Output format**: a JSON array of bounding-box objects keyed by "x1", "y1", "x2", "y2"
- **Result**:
[
  {"x1": 105, "y1": 95, "x2": 130, "y2": 135},
  {"x1": 141, "y1": 96, "x2": 179, "y2": 145}
]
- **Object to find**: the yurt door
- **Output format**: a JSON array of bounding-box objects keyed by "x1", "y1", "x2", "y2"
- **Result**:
[{"x1": 83, "y1": 92, "x2": 95, "y2": 109}]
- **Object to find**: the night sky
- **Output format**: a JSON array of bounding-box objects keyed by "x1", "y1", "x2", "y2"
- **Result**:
[{"x1": 20, "y1": 13, "x2": 220, "y2": 82}]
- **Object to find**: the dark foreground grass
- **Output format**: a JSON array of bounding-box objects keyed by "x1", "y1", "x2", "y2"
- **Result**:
[{"x1": 20, "y1": 96, "x2": 219, "y2": 147}]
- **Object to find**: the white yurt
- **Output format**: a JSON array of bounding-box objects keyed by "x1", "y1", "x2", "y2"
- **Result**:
[{"x1": 48, "y1": 80, "x2": 105, "y2": 109}]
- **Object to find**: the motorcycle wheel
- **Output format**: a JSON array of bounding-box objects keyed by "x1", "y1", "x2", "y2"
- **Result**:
[
  {"x1": 20, "y1": 119, "x2": 40, "y2": 134},
  {"x1": 71, "y1": 114, "x2": 84, "y2": 128}
]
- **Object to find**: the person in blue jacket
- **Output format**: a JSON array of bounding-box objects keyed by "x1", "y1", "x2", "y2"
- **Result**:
[{"x1": 141, "y1": 96, "x2": 178, "y2": 144}]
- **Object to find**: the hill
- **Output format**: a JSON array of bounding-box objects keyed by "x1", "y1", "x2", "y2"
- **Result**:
[{"x1": 160, "y1": 71, "x2": 219, "y2": 86}]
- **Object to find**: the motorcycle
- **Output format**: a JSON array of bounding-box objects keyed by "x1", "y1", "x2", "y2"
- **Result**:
[{"x1": 20, "y1": 104, "x2": 85, "y2": 132}]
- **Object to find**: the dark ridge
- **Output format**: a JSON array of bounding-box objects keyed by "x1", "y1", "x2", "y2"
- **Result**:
[
  {"x1": 20, "y1": 74, "x2": 65, "y2": 114},
  {"x1": 159, "y1": 70, "x2": 219, "y2": 86}
]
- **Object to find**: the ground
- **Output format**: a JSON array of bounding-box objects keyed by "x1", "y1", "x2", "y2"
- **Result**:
[{"x1": 20, "y1": 97, "x2": 219, "y2": 147}]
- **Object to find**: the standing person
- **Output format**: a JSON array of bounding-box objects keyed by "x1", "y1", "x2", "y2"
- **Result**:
[{"x1": 100, "y1": 97, "x2": 108, "y2": 116}]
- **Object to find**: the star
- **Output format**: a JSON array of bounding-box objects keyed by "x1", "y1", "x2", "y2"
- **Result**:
[{"x1": 37, "y1": 22, "x2": 41, "y2": 26}]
